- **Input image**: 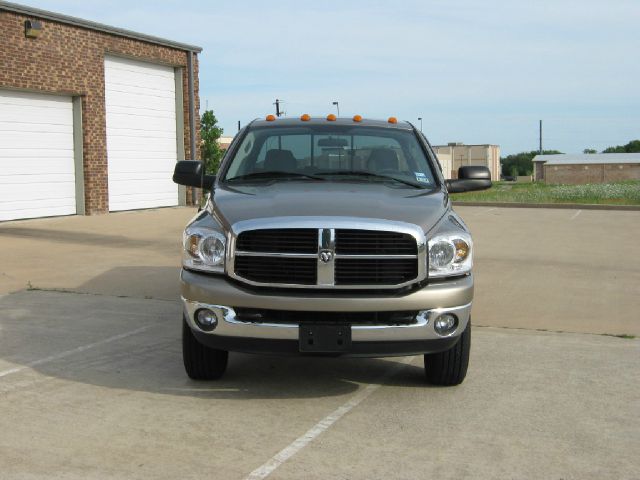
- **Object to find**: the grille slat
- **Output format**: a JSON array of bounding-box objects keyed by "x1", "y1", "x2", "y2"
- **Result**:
[
  {"x1": 335, "y1": 258, "x2": 417, "y2": 285},
  {"x1": 234, "y1": 308, "x2": 419, "y2": 325},
  {"x1": 234, "y1": 256, "x2": 317, "y2": 285},
  {"x1": 335, "y1": 229, "x2": 417, "y2": 255},
  {"x1": 236, "y1": 228, "x2": 317, "y2": 253}
]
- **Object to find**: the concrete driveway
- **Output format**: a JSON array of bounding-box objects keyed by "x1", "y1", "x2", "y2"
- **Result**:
[{"x1": 0, "y1": 206, "x2": 638, "y2": 479}]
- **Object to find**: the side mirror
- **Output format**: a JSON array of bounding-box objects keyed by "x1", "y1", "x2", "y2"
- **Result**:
[
  {"x1": 445, "y1": 166, "x2": 492, "y2": 193},
  {"x1": 172, "y1": 161, "x2": 216, "y2": 189}
]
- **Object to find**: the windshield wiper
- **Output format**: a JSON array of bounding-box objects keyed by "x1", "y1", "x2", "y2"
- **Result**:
[
  {"x1": 226, "y1": 171, "x2": 325, "y2": 183},
  {"x1": 315, "y1": 170, "x2": 428, "y2": 189}
]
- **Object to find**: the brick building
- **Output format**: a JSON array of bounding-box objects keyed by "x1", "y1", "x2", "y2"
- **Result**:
[
  {"x1": 217, "y1": 136, "x2": 235, "y2": 151},
  {"x1": 0, "y1": 1, "x2": 202, "y2": 221},
  {"x1": 432, "y1": 143, "x2": 501, "y2": 181},
  {"x1": 533, "y1": 153, "x2": 640, "y2": 184}
]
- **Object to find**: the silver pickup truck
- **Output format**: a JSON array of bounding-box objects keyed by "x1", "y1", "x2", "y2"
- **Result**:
[{"x1": 172, "y1": 115, "x2": 491, "y2": 385}]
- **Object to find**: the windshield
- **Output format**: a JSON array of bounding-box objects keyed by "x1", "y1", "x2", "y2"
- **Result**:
[{"x1": 221, "y1": 125, "x2": 437, "y2": 188}]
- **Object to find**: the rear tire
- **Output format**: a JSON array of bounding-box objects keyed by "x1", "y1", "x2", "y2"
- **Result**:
[
  {"x1": 424, "y1": 320, "x2": 471, "y2": 386},
  {"x1": 182, "y1": 318, "x2": 228, "y2": 380}
]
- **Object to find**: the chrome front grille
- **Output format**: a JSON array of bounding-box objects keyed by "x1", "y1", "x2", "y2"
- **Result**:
[{"x1": 230, "y1": 220, "x2": 426, "y2": 289}]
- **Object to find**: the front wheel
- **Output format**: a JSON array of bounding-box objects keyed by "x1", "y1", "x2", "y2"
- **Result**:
[
  {"x1": 424, "y1": 320, "x2": 471, "y2": 386},
  {"x1": 182, "y1": 318, "x2": 228, "y2": 380}
]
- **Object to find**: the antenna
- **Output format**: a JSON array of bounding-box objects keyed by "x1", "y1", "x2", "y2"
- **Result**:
[
  {"x1": 539, "y1": 120, "x2": 543, "y2": 154},
  {"x1": 274, "y1": 99, "x2": 285, "y2": 117}
]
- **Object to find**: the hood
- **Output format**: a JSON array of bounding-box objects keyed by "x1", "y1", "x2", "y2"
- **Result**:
[{"x1": 210, "y1": 182, "x2": 449, "y2": 233}]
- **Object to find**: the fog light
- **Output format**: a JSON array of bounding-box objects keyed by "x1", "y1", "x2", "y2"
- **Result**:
[
  {"x1": 433, "y1": 313, "x2": 458, "y2": 336},
  {"x1": 195, "y1": 308, "x2": 218, "y2": 331}
]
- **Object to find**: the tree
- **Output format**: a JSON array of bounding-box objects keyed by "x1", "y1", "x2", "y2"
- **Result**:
[
  {"x1": 201, "y1": 110, "x2": 224, "y2": 173},
  {"x1": 583, "y1": 148, "x2": 597, "y2": 154},
  {"x1": 500, "y1": 150, "x2": 563, "y2": 176},
  {"x1": 602, "y1": 139, "x2": 640, "y2": 153}
]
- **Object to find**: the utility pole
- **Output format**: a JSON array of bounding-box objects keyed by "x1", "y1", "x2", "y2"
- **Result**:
[
  {"x1": 237, "y1": 120, "x2": 241, "y2": 132},
  {"x1": 274, "y1": 99, "x2": 285, "y2": 117},
  {"x1": 332, "y1": 101, "x2": 340, "y2": 116},
  {"x1": 418, "y1": 117, "x2": 423, "y2": 132},
  {"x1": 539, "y1": 120, "x2": 543, "y2": 154}
]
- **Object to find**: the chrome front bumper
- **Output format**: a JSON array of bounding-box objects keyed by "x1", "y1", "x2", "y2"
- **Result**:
[
  {"x1": 181, "y1": 270, "x2": 473, "y2": 343},
  {"x1": 183, "y1": 298, "x2": 471, "y2": 342}
]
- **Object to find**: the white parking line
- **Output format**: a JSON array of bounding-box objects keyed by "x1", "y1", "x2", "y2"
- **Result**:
[
  {"x1": 244, "y1": 357, "x2": 413, "y2": 480},
  {"x1": 570, "y1": 210, "x2": 582, "y2": 221},
  {"x1": 0, "y1": 325, "x2": 152, "y2": 379}
]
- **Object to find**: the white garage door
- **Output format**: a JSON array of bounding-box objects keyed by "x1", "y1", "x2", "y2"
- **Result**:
[
  {"x1": 105, "y1": 56, "x2": 179, "y2": 211},
  {"x1": 0, "y1": 90, "x2": 77, "y2": 222}
]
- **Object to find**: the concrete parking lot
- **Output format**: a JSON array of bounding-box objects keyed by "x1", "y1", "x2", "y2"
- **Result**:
[{"x1": 1, "y1": 206, "x2": 639, "y2": 479}]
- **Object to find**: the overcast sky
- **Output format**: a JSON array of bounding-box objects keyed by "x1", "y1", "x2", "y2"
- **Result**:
[{"x1": 32, "y1": 0, "x2": 639, "y2": 154}]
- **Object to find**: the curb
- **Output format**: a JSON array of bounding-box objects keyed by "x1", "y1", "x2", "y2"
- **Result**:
[{"x1": 451, "y1": 202, "x2": 640, "y2": 211}]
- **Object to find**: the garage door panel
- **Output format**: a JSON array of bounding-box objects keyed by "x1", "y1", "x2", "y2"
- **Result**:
[
  {"x1": 105, "y1": 66, "x2": 175, "y2": 86},
  {"x1": 0, "y1": 121, "x2": 73, "y2": 135},
  {"x1": 0, "y1": 172, "x2": 75, "y2": 185},
  {"x1": 110, "y1": 180, "x2": 176, "y2": 196},
  {"x1": 0, "y1": 103, "x2": 73, "y2": 123},
  {"x1": 0, "y1": 131, "x2": 75, "y2": 149},
  {"x1": 105, "y1": 91, "x2": 176, "y2": 113},
  {"x1": 105, "y1": 62, "x2": 175, "y2": 81},
  {"x1": 105, "y1": 82, "x2": 176, "y2": 101},
  {"x1": 105, "y1": 105, "x2": 175, "y2": 120},
  {"x1": 107, "y1": 137, "x2": 177, "y2": 152},
  {"x1": 0, "y1": 148, "x2": 73, "y2": 159},
  {"x1": 105, "y1": 56, "x2": 178, "y2": 212},
  {"x1": 0, "y1": 90, "x2": 72, "y2": 108},
  {"x1": 105, "y1": 114, "x2": 176, "y2": 132},
  {"x1": 0, "y1": 90, "x2": 76, "y2": 221}
]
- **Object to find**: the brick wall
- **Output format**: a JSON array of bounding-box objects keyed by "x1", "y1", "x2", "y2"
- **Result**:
[
  {"x1": 544, "y1": 163, "x2": 640, "y2": 184},
  {"x1": 0, "y1": 11, "x2": 201, "y2": 214}
]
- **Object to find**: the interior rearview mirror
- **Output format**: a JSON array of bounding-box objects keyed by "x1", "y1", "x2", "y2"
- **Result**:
[{"x1": 318, "y1": 137, "x2": 348, "y2": 147}]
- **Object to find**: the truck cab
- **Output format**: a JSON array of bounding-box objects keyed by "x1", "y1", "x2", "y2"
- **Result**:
[{"x1": 173, "y1": 115, "x2": 491, "y2": 385}]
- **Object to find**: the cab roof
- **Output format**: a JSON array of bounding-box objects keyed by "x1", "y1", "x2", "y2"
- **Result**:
[{"x1": 251, "y1": 117, "x2": 414, "y2": 130}]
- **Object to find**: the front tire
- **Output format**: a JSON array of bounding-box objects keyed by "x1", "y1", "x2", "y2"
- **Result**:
[
  {"x1": 424, "y1": 320, "x2": 471, "y2": 386},
  {"x1": 182, "y1": 318, "x2": 228, "y2": 380}
]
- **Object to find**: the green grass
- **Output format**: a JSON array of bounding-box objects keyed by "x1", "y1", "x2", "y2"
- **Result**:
[{"x1": 451, "y1": 180, "x2": 640, "y2": 205}]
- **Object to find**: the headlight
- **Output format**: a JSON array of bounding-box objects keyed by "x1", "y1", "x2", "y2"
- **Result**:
[
  {"x1": 428, "y1": 233, "x2": 472, "y2": 278},
  {"x1": 183, "y1": 226, "x2": 226, "y2": 274}
]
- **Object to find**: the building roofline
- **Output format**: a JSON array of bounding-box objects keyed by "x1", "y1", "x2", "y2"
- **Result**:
[
  {"x1": 0, "y1": 0, "x2": 202, "y2": 52},
  {"x1": 433, "y1": 144, "x2": 500, "y2": 148},
  {"x1": 533, "y1": 152, "x2": 640, "y2": 165}
]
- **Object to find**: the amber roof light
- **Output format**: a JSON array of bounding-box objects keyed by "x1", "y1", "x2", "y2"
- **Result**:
[
  {"x1": 353, "y1": 115, "x2": 362, "y2": 122},
  {"x1": 300, "y1": 114, "x2": 311, "y2": 121},
  {"x1": 326, "y1": 114, "x2": 337, "y2": 121},
  {"x1": 388, "y1": 117, "x2": 398, "y2": 124},
  {"x1": 266, "y1": 114, "x2": 276, "y2": 121}
]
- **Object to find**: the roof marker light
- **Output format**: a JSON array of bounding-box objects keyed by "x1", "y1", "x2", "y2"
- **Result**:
[
  {"x1": 300, "y1": 114, "x2": 311, "y2": 121},
  {"x1": 353, "y1": 115, "x2": 362, "y2": 122},
  {"x1": 388, "y1": 116, "x2": 398, "y2": 124},
  {"x1": 326, "y1": 114, "x2": 337, "y2": 121},
  {"x1": 266, "y1": 114, "x2": 276, "y2": 121}
]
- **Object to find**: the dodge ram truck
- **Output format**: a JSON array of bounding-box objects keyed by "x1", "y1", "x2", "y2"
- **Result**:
[{"x1": 172, "y1": 114, "x2": 491, "y2": 385}]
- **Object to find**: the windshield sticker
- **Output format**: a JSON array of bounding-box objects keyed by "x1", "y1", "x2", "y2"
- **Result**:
[{"x1": 414, "y1": 172, "x2": 430, "y2": 183}]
